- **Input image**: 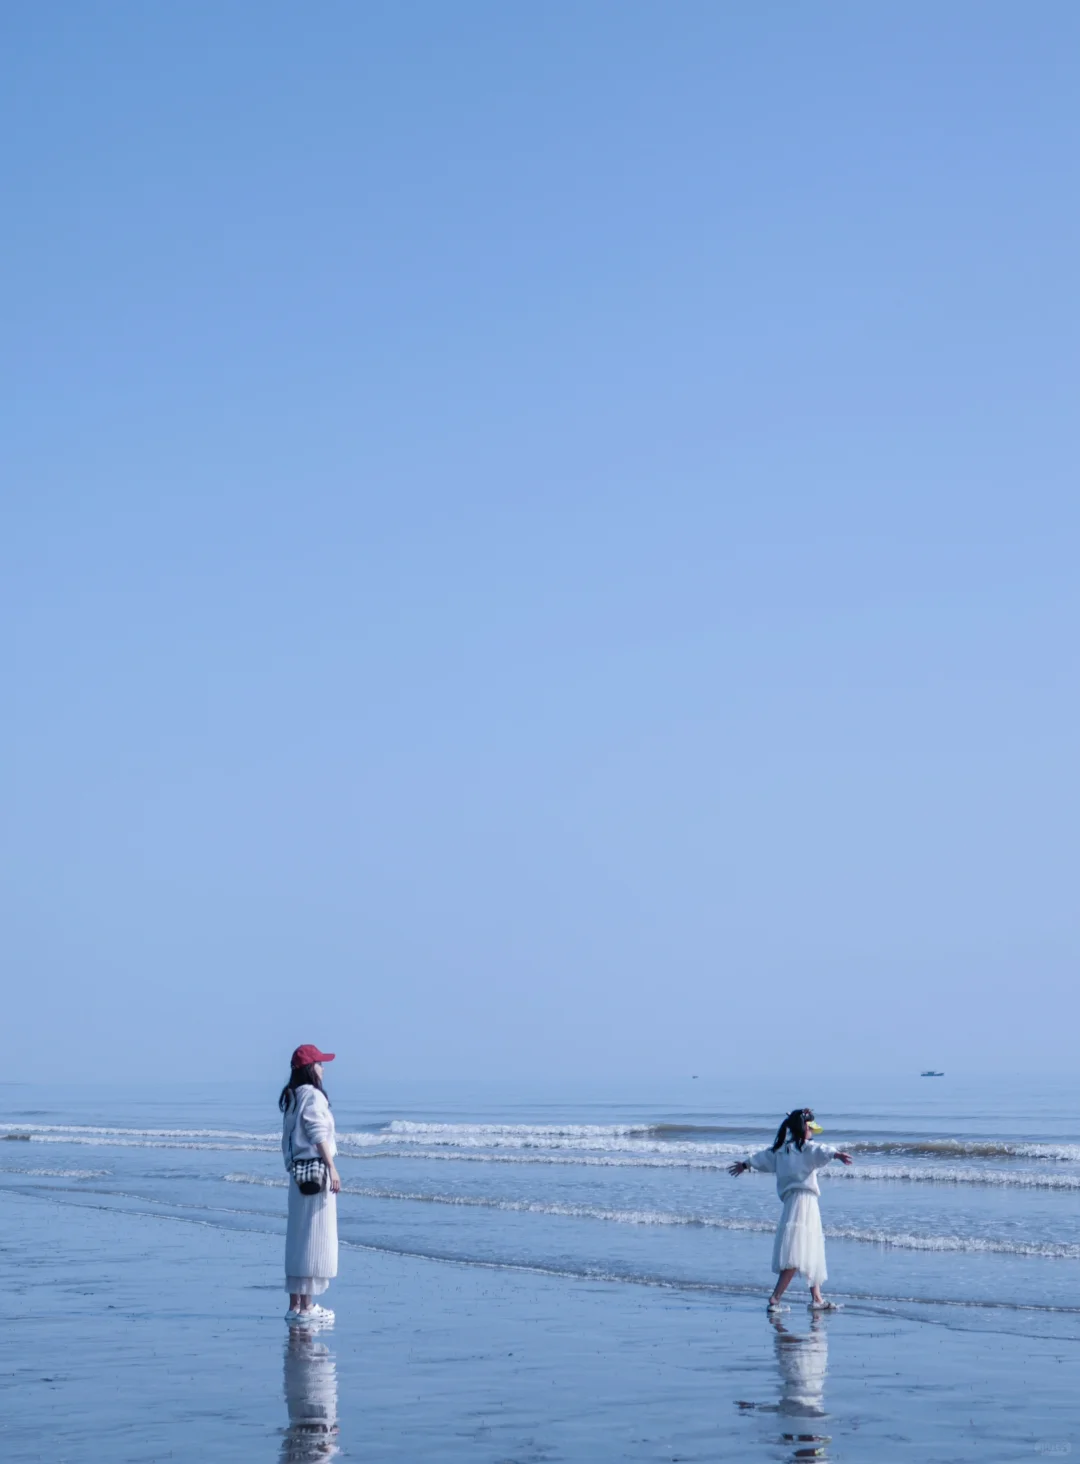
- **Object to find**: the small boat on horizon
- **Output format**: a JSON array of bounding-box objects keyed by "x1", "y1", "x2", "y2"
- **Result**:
[{"x1": 921, "y1": 1070, "x2": 945, "y2": 1077}]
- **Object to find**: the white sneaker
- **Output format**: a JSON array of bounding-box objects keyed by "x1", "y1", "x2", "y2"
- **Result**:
[{"x1": 285, "y1": 1303, "x2": 334, "y2": 1325}]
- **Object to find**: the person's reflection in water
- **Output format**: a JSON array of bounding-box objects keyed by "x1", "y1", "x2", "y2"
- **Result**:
[
  {"x1": 771, "y1": 1315, "x2": 830, "y2": 1459},
  {"x1": 772, "y1": 1314, "x2": 827, "y2": 1417},
  {"x1": 281, "y1": 1324, "x2": 340, "y2": 1462},
  {"x1": 738, "y1": 1316, "x2": 832, "y2": 1460}
]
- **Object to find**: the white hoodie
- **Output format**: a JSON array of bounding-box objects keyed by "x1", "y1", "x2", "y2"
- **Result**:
[{"x1": 746, "y1": 1139, "x2": 840, "y2": 1200}]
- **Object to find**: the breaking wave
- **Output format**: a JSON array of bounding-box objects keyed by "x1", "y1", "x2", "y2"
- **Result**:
[
  {"x1": 0, "y1": 1123, "x2": 272, "y2": 1141},
  {"x1": 846, "y1": 1139, "x2": 1080, "y2": 1162},
  {"x1": 7, "y1": 1118, "x2": 1079, "y2": 1174},
  {"x1": 0, "y1": 1166, "x2": 111, "y2": 1178},
  {"x1": 8, "y1": 1118, "x2": 1077, "y2": 1177},
  {"x1": 337, "y1": 1124, "x2": 1080, "y2": 1164},
  {"x1": 220, "y1": 1174, "x2": 1080, "y2": 1258},
  {"x1": 830, "y1": 1164, "x2": 1080, "y2": 1190}
]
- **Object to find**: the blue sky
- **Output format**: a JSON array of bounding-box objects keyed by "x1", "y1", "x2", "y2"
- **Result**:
[{"x1": 3, "y1": 3, "x2": 1078, "y2": 1083}]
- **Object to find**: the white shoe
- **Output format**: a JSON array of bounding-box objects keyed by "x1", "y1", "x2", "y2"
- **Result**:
[
  {"x1": 284, "y1": 1308, "x2": 305, "y2": 1322},
  {"x1": 808, "y1": 1300, "x2": 841, "y2": 1311},
  {"x1": 307, "y1": 1304, "x2": 334, "y2": 1322}
]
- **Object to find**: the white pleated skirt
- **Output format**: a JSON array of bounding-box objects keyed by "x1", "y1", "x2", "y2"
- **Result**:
[
  {"x1": 285, "y1": 1176, "x2": 339, "y2": 1295},
  {"x1": 771, "y1": 1190, "x2": 827, "y2": 1286}
]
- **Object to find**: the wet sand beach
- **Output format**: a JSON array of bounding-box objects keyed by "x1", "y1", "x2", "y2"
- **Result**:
[{"x1": 1, "y1": 1187, "x2": 1075, "y2": 1463}]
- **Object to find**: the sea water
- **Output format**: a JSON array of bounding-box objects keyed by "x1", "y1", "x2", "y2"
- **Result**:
[{"x1": 2, "y1": 1073, "x2": 1078, "y2": 1343}]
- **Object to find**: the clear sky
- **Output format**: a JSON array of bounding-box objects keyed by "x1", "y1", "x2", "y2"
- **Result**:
[{"x1": 3, "y1": 3, "x2": 1078, "y2": 1085}]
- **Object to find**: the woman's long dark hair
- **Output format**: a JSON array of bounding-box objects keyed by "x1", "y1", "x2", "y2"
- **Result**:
[
  {"x1": 771, "y1": 1108, "x2": 814, "y2": 1152},
  {"x1": 278, "y1": 1063, "x2": 328, "y2": 1113}
]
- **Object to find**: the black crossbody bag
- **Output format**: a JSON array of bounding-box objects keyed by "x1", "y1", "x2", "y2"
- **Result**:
[{"x1": 291, "y1": 1155, "x2": 329, "y2": 1196}]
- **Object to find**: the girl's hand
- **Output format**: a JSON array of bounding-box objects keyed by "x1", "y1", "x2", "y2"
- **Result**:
[
  {"x1": 328, "y1": 1166, "x2": 342, "y2": 1193},
  {"x1": 728, "y1": 1161, "x2": 749, "y2": 1176},
  {"x1": 835, "y1": 1151, "x2": 853, "y2": 1166}
]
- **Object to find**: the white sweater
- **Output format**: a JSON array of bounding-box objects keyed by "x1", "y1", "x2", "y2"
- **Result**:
[
  {"x1": 282, "y1": 1084, "x2": 337, "y2": 1168},
  {"x1": 746, "y1": 1140, "x2": 840, "y2": 1200}
]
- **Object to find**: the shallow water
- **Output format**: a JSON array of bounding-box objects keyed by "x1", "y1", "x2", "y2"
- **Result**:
[
  {"x1": 2, "y1": 1187, "x2": 1078, "y2": 1463},
  {"x1": 2, "y1": 1074, "x2": 1079, "y2": 1333},
  {"x1": 2, "y1": 1076, "x2": 1079, "y2": 1460}
]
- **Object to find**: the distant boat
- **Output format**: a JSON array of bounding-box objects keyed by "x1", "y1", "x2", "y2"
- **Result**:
[{"x1": 921, "y1": 1070, "x2": 945, "y2": 1077}]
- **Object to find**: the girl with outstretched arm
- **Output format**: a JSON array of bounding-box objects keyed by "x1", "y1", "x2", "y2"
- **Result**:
[{"x1": 729, "y1": 1107, "x2": 853, "y2": 1313}]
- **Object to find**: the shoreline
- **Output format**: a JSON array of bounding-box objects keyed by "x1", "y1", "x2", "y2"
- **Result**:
[
  {"x1": 2, "y1": 1187, "x2": 1078, "y2": 1462},
  {"x1": 7, "y1": 1170, "x2": 1080, "y2": 1334}
]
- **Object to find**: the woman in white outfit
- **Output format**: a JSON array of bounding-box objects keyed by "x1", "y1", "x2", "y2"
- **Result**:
[
  {"x1": 279, "y1": 1044, "x2": 341, "y2": 1323},
  {"x1": 729, "y1": 1107, "x2": 852, "y2": 1313}
]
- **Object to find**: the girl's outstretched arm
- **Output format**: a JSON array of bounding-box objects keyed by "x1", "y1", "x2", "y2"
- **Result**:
[
  {"x1": 807, "y1": 1141, "x2": 852, "y2": 1170},
  {"x1": 731, "y1": 1148, "x2": 776, "y2": 1177}
]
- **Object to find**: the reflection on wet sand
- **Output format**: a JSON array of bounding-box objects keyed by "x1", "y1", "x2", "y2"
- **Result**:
[
  {"x1": 281, "y1": 1324, "x2": 340, "y2": 1462},
  {"x1": 773, "y1": 1316, "x2": 830, "y2": 1460},
  {"x1": 773, "y1": 1315, "x2": 827, "y2": 1419},
  {"x1": 736, "y1": 1315, "x2": 831, "y2": 1461}
]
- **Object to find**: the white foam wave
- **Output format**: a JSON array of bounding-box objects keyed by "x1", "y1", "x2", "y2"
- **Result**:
[
  {"x1": 1, "y1": 1166, "x2": 111, "y2": 1178},
  {"x1": 220, "y1": 1174, "x2": 1080, "y2": 1259},
  {"x1": 831, "y1": 1164, "x2": 1080, "y2": 1191},
  {"x1": 9, "y1": 1118, "x2": 1079, "y2": 1170},
  {"x1": 339, "y1": 1124, "x2": 1080, "y2": 1165},
  {"x1": 353, "y1": 1123, "x2": 1080, "y2": 1164},
  {"x1": 17, "y1": 1135, "x2": 274, "y2": 1153},
  {"x1": 848, "y1": 1138, "x2": 1080, "y2": 1163},
  {"x1": 335, "y1": 1147, "x2": 1080, "y2": 1187},
  {"x1": 6, "y1": 1121, "x2": 1077, "y2": 1190},
  {"x1": 340, "y1": 1147, "x2": 725, "y2": 1168},
  {"x1": 0, "y1": 1122, "x2": 277, "y2": 1154},
  {"x1": 337, "y1": 1121, "x2": 746, "y2": 1157},
  {"x1": 0, "y1": 1123, "x2": 274, "y2": 1141},
  {"x1": 388, "y1": 1120, "x2": 649, "y2": 1143},
  {"x1": 824, "y1": 1225, "x2": 1080, "y2": 1259}
]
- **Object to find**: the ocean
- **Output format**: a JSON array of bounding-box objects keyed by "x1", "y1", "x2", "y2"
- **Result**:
[
  {"x1": 1, "y1": 1073, "x2": 1078, "y2": 1460},
  {"x1": 3, "y1": 1074, "x2": 1079, "y2": 1324}
]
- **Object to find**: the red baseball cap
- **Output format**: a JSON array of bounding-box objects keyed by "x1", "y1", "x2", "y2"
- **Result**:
[{"x1": 291, "y1": 1044, "x2": 336, "y2": 1069}]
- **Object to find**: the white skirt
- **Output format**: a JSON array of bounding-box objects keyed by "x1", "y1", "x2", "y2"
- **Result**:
[
  {"x1": 771, "y1": 1190, "x2": 827, "y2": 1286},
  {"x1": 285, "y1": 1176, "x2": 338, "y2": 1294}
]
